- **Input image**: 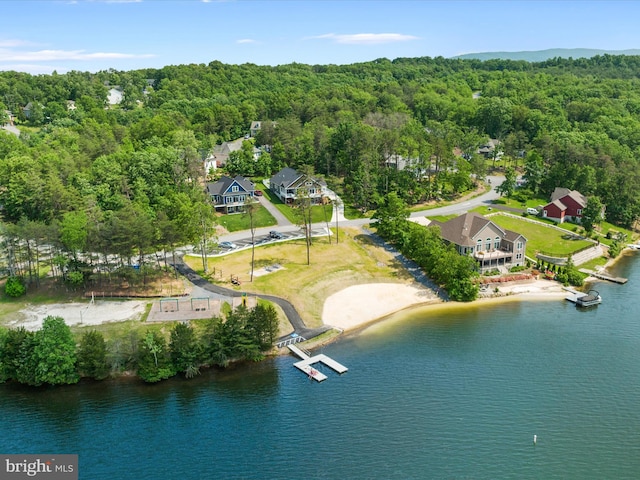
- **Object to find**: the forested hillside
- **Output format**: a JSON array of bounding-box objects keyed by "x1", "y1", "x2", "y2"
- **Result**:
[{"x1": 2, "y1": 55, "x2": 640, "y2": 283}]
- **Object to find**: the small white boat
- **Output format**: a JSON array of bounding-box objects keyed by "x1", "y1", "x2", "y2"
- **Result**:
[
  {"x1": 576, "y1": 289, "x2": 602, "y2": 307},
  {"x1": 628, "y1": 244, "x2": 640, "y2": 250}
]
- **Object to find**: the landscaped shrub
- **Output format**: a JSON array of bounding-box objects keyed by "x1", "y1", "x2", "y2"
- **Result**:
[
  {"x1": 482, "y1": 268, "x2": 501, "y2": 276},
  {"x1": 4, "y1": 276, "x2": 26, "y2": 298},
  {"x1": 509, "y1": 265, "x2": 526, "y2": 272},
  {"x1": 566, "y1": 269, "x2": 584, "y2": 287}
]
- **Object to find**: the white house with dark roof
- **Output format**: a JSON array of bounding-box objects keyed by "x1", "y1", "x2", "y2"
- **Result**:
[
  {"x1": 206, "y1": 175, "x2": 256, "y2": 214},
  {"x1": 431, "y1": 212, "x2": 527, "y2": 273},
  {"x1": 269, "y1": 167, "x2": 327, "y2": 204}
]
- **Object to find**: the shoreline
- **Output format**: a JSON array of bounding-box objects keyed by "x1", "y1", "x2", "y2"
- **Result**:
[
  {"x1": 320, "y1": 278, "x2": 567, "y2": 336},
  {"x1": 318, "y1": 247, "x2": 638, "y2": 339}
]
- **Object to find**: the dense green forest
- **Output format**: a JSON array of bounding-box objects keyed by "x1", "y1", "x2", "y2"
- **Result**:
[
  {"x1": 0, "y1": 304, "x2": 279, "y2": 385},
  {"x1": 2, "y1": 55, "x2": 640, "y2": 286}
]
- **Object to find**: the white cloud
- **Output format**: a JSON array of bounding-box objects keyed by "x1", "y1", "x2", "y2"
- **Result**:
[
  {"x1": 237, "y1": 39, "x2": 256, "y2": 44},
  {"x1": 311, "y1": 33, "x2": 419, "y2": 45},
  {"x1": 0, "y1": 49, "x2": 155, "y2": 62}
]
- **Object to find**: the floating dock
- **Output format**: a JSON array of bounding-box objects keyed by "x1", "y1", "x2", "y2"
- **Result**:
[{"x1": 288, "y1": 344, "x2": 348, "y2": 382}]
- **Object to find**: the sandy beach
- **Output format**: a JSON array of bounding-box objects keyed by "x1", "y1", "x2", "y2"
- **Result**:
[{"x1": 322, "y1": 279, "x2": 567, "y2": 332}]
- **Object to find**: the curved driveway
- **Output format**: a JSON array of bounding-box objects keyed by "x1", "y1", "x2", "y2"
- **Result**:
[{"x1": 172, "y1": 256, "x2": 332, "y2": 342}]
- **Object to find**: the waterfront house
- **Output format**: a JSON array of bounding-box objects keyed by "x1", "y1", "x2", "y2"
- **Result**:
[
  {"x1": 269, "y1": 167, "x2": 327, "y2": 205},
  {"x1": 432, "y1": 212, "x2": 527, "y2": 273},
  {"x1": 206, "y1": 175, "x2": 256, "y2": 214}
]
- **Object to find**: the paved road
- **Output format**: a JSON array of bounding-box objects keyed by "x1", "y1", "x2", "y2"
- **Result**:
[
  {"x1": 172, "y1": 256, "x2": 332, "y2": 342},
  {"x1": 256, "y1": 194, "x2": 292, "y2": 227},
  {"x1": 218, "y1": 175, "x2": 506, "y2": 242},
  {"x1": 177, "y1": 176, "x2": 506, "y2": 343}
]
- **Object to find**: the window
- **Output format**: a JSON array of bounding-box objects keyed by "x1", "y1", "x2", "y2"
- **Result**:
[
  {"x1": 232, "y1": 186, "x2": 239, "y2": 192},
  {"x1": 516, "y1": 253, "x2": 522, "y2": 260},
  {"x1": 494, "y1": 236, "x2": 500, "y2": 249},
  {"x1": 486, "y1": 238, "x2": 491, "y2": 251},
  {"x1": 516, "y1": 241, "x2": 523, "y2": 250},
  {"x1": 577, "y1": 209, "x2": 582, "y2": 215},
  {"x1": 476, "y1": 239, "x2": 482, "y2": 252}
]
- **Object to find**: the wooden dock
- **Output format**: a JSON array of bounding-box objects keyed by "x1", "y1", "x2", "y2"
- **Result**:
[
  {"x1": 578, "y1": 269, "x2": 628, "y2": 284},
  {"x1": 288, "y1": 344, "x2": 348, "y2": 382}
]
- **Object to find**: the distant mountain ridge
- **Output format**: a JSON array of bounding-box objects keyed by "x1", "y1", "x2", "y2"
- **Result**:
[{"x1": 452, "y1": 48, "x2": 640, "y2": 62}]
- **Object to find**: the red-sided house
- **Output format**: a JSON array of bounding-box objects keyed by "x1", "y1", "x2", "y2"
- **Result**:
[{"x1": 542, "y1": 188, "x2": 587, "y2": 223}]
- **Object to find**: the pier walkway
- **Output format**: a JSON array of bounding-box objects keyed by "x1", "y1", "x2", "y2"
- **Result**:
[
  {"x1": 578, "y1": 269, "x2": 628, "y2": 284},
  {"x1": 288, "y1": 344, "x2": 348, "y2": 382}
]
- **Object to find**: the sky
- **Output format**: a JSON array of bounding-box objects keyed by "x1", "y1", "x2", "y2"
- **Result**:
[{"x1": 1, "y1": 0, "x2": 640, "y2": 74}]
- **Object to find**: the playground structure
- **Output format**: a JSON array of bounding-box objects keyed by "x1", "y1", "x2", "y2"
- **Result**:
[{"x1": 147, "y1": 294, "x2": 258, "y2": 322}]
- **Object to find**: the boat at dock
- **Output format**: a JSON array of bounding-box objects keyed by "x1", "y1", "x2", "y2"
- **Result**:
[
  {"x1": 565, "y1": 289, "x2": 602, "y2": 307},
  {"x1": 575, "y1": 290, "x2": 602, "y2": 307}
]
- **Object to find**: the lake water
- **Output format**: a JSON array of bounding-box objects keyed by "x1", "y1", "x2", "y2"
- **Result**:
[{"x1": 2, "y1": 253, "x2": 640, "y2": 479}]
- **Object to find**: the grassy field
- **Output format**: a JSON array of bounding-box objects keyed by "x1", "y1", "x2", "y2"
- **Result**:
[
  {"x1": 184, "y1": 227, "x2": 415, "y2": 328},
  {"x1": 217, "y1": 205, "x2": 277, "y2": 232},
  {"x1": 490, "y1": 214, "x2": 593, "y2": 257},
  {"x1": 260, "y1": 185, "x2": 330, "y2": 224}
]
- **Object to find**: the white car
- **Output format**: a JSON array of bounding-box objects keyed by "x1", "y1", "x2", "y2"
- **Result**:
[
  {"x1": 526, "y1": 208, "x2": 539, "y2": 215},
  {"x1": 219, "y1": 241, "x2": 237, "y2": 249}
]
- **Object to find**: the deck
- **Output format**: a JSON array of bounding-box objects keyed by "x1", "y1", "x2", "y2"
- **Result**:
[
  {"x1": 288, "y1": 345, "x2": 348, "y2": 382},
  {"x1": 578, "y1": 269, "x2": 628, "y2": 284}
]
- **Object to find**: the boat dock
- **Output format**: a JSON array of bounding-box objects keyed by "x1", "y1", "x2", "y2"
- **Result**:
[
  {"x1": 578, "y1": 269, "x2": 627, "y2": 284},
  {"x1": 565, "y1": 291, "x2": 587, "y2": 304},
  {"x1": 288, "y1": 344, "x2": 348, "y2": 382}
]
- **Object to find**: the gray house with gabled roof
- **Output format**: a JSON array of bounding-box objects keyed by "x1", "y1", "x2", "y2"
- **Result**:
[
  {"x1": 206, "y1": 175, "x2": 256, "y2": 214},
  {"x1": 269, "y1": 167, "x2": 327, "y2": 204},
  {"x1": 431, "y1": 212, "x2": 527, "y2": 273}
]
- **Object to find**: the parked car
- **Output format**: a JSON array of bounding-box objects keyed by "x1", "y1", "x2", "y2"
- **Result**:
[
  {"x1": 269, "y1": 231, "x2": 285, "y2": 239},
  {"x1": 219, "y1": 241, "x2": 237, "y2": 249},
  {"x1": 254, "y1": 190, "x2": 263, "y2": 196},
  {"x1": 526, "y1": 208, "x2": 539, "y2": 215}
]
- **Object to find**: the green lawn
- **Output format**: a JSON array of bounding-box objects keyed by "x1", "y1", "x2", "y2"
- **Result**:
[
  {"x1": 343, "y1": 203, "x2": 368, "y2": 220},
  {"x1": 184, "y1": 226, "x2": 415, "y2": 327},
  {"x1": 260, "y1": 186, "x2": 331, "y2": 224},
  {"x1": 217, "y1": 205, "x2": 277, "y2": 232},
  {"x1": 490, "y1": 214, "x2": 594, "y2": 258},
  {"x1": 426, "y1": 214, "x2": 458, "y2": 223}
]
